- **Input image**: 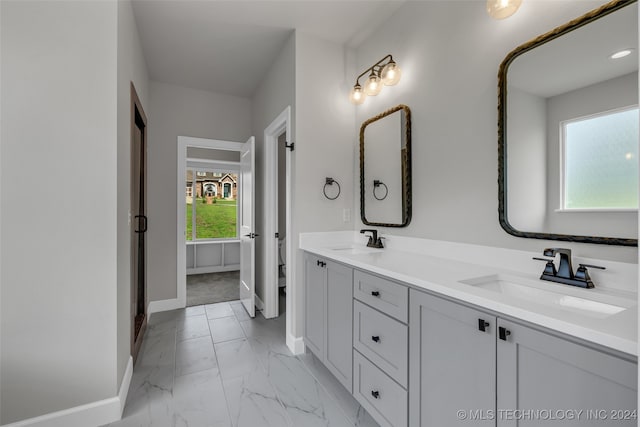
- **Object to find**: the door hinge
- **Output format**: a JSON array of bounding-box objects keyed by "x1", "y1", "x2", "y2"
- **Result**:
[
  {"x1": 275, "y1": 232, "x2": 279, "y2": 238},
  {"x1": 284, "y1": 141, "x2": 294, "y2": 151}
]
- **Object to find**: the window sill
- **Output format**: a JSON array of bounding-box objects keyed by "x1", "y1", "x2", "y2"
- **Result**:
[
  {"x1": 554, "y1": 208, "x2": 638, "y2": 213},
  {"x1": 186, "y1": 238, "x2": 241, "y2": 245}
]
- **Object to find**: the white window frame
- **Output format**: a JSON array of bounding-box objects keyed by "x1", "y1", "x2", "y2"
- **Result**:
[{"x1": 558, "y1": 105, "x2": 639, "y2": 213}]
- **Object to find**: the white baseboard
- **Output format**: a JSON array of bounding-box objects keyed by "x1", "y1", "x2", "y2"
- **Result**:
[
  {"x1": 255, "y1": 294, "x2": 265, "y2": 311},
  {"x1": 2, "y1": 356, "x2": 134, "y2": 427},
  {"x1": 187, "y1": 265, "x2": 240, "y2": 275},
  {"x1": 118, "y1": 357, "x2": 134, "y2": 416},
  {"x1": 148, "y1": 297, "x2": 184, "y2": 315},
  {"x1": 287, "y1": 333, "x2": 305, "y2": 355}
]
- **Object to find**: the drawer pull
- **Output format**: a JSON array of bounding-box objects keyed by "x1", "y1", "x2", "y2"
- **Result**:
[
  {"x1": 371, "y1": 390, "x2": 380, "y2": 399},
  {"x1": 371, "y1": 335, "x2": 380, "y2": 343},
  {"x1": 478, "y1": 319, "x2": 490, "y2": 332},
  {"x1": 499, "y1": 326, "x2": 511, "y2": 341},
  {"x1": 371, "y1": 291, "x2": 380, "y2": 297}
]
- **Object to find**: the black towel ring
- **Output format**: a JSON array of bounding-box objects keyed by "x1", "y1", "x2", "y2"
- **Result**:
[
  {"x1": 323, "y1": 177, "x2": 341, "y2": 200},
  {"x1": 373, "y1": 180, "x2": 388, "y2": 201}
]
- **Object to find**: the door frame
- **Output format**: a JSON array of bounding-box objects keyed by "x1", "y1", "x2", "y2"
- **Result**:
[
  {"x1": 262, "y1": 106, "x2": 297, "y2": 352},
  {"x1": 176, "y1": 136, "x2": 244, "y2": 307},
  {"x1": 130, "y1": 83, "x2": 148, "y2": 363}
]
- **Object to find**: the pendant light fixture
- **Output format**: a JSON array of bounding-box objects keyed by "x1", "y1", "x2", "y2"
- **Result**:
[
  {"x1": 486, "y1": 0, "x2": 522, "y2": 19},
  {"x1": 349, "y1": 54, "x2": 402, "y2": 105}
]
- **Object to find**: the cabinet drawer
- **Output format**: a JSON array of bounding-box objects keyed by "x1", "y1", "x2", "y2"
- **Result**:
[
  {"x1": 353, "y1": 350, "x2": 407, "y2": 427},
  {"x1": 353, "y1": 270, "x2": 408, "y2": 322},
  {"x1": 354, "y1": 300, "x2": 408, "y2": 387}
]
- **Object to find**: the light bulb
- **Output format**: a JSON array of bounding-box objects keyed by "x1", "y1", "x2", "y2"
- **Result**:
[
  {"x1": 381, "y1": 61, "x2": 402, "y2": 86},
  {"x1": 349, "y1": 84, "x2": 366, "y2": 105},
  {"x1": 364, "y1": 72, "x2": 382, "y2": 96},
  {"x1": 486, "y1": 0, "x2": 522, "y2": 19}
]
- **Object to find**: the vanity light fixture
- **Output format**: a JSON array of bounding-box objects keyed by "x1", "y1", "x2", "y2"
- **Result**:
[
  {"x1": 349, "y1": 54, "x2": 402, "y2": 105},
  {"x1": 486, "y1": 0, "x2": 522, "y2": 19},
  {"x1": 610, "y1": 49, "x2": 633, "y2": 59}
]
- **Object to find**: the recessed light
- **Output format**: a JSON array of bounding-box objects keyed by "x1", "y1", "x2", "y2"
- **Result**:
[{"x1": 610, "y1": 49, "x2": 633, "y2": 59}]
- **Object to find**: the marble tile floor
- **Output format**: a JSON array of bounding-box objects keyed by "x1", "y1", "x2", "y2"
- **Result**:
[{"x1": 106, "y1": 300, "x2": 380, "y2": 427}]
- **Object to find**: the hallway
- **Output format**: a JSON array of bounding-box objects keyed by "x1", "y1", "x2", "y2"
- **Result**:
[{"x1": 106, "y1": 301, "x2": 379, "y2": 427}]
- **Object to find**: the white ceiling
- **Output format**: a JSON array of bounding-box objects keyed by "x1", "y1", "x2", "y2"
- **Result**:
[
  {"x1": 508, "y1": 2, "x2": 638, "y2": 98},
  {"x1": 131, "y1": 0, "x2": 405, "y2": 98}
]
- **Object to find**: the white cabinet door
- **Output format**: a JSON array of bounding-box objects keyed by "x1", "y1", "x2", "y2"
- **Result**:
[
  {"x1": 304, "y1": 253, "x2": 353, "y2": 392},
  {"x1": 325, "y1": 261, "x2": 353, "y2": 392},
  {"x1": 409, "y1": 289, "x2": 496, "y2": 426},
  {"x1": 497, "y1": 319, "x2": 637, "y2": 427}
]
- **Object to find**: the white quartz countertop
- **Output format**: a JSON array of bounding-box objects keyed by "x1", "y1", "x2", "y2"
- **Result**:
[{"x1": 300, "y1": 232, "x2": 638, "y2": 357}]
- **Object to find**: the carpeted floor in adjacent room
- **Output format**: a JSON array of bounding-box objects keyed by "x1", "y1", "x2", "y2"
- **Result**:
[{"x1": 186, "y1": 271, "x2": 239, "y2": 307}]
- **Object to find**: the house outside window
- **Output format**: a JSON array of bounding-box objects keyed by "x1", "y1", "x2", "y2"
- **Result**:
[{"x1": 185, "y1": 169, "x2": 239, "y2": 240}]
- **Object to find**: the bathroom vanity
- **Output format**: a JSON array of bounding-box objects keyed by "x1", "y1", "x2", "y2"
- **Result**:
[{"x1": 301, "y1": 232, "x2": 638, "y2": 427}]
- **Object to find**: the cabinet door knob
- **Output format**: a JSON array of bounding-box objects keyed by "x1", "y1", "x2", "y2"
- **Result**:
[
  {"x1": 499, "y1": 326, "x2": 511, "y2": 341},
  {"x1": 371, "y1": 390, "x2": 380, "y2": 399},
  {"x1": 478, "y1": 319, "x2": 490, "y2": 332},
  {"x1": 371, "y1": 335, "x2": 380, "y2": 343},
  {"x1": 371, "y1": 291, "x2": 380, "y2": 297}
]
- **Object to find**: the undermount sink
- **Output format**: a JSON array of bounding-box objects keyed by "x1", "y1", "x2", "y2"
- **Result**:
[
  {"x1": 459, "y1": 274, "x2": 635, "y2": 319},
  {"x1": 328, "y1": 245, "x2": 381, "y2": 255}
]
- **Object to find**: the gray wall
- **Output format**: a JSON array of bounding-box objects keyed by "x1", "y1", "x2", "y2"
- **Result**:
[
  {"x1": 1, "y1": 0, "x2": 119, "y2": 422},
  {"x1": 251, "y1": 33, "x2": 295, "y2": 304},
  {"x1": 147, "y1": 81, "x2": 251, "y2": 302},
  {"x1": 187, "y1": 147, "x2": 240, "y2": 162},
  {"x1": 507, "y1": 87, "x2": 547, "y2": 231},
  {"x1": 352, "y1": 0, "x2": 636, "y2": 264},
  {"x1": 117, "y1": 0, "x2": 149, "y2": 390},
  {"x1": 292, "y1": 32, "x2": 356, "y2": 336}
]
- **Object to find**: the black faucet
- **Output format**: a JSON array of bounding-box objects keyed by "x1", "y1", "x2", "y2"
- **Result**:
[
  {"x1": 360, "y1": 229, "x2": 384, "y2": 249},
  {"x1": 544, "y1": 248, "x2": 574, "y2": 279},
  {"x1": 533, "y1": 248, "x2": 604, "y2": 289}
]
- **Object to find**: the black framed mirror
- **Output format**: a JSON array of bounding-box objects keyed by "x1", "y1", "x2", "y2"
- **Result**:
[
  {"x1": 360, "y1": 104, "x2": 412, "y2": 227},
  {"x1": 498, "y1": 0, "x2": 638, "y2": 247}
]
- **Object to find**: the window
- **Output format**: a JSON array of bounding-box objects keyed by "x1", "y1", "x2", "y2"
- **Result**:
[
  {"x1": 185, "y1": 169, "x2": 239, "y2": 240},
  {"x1": 203, "y1": 182, "x2": 216, "y2": 197},
  {"x1": 561, "y1": 107, "x2": 638, "y2": 210}
]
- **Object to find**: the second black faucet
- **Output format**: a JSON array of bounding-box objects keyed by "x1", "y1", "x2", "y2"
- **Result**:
[
  {"x1": 533, "y1": 248, "x2": 605, "y2": 289},
  {"x1": 360, "y1": 229, "x2": 384, "y2": 249}
]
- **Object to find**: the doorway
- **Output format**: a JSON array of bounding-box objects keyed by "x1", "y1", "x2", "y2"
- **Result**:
[
  {"x1": 185, "y1": 164, "x2": 240, "y2": 307},
  {"x1": 131, "y1": 83, "x2": 148, "y2": 363},
  {"x1": 262, "y1": 106, "x2": 298, "y2": 353},
  {"x1": 177, "y1": 137, "x2": 256, "y2": 317}
]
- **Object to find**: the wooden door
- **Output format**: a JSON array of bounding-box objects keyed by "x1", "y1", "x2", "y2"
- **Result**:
[{"x1": 131, "y1": 84, "x2": 148, "y2": 363}]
